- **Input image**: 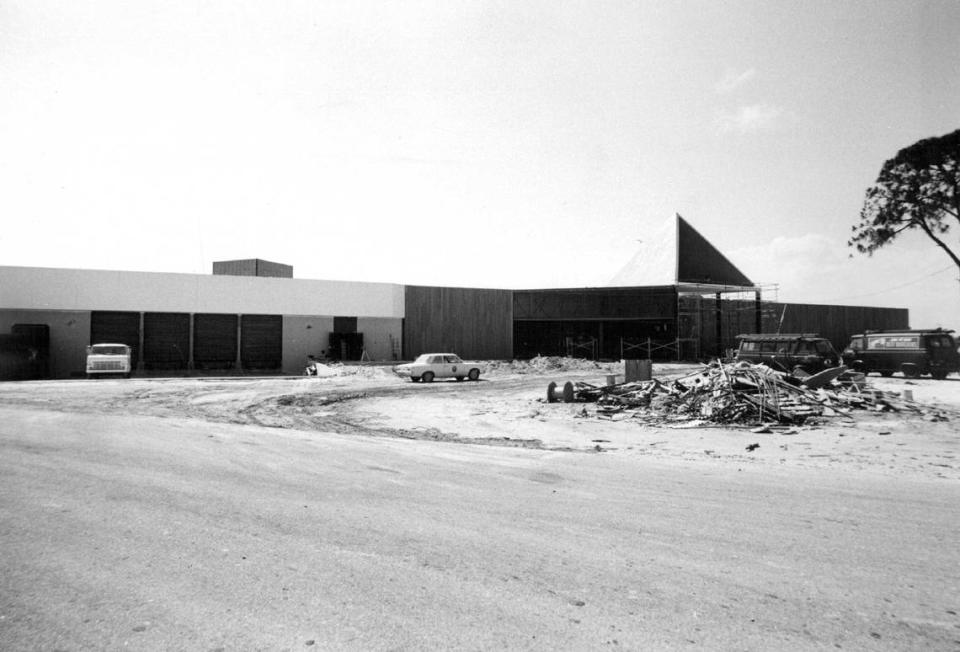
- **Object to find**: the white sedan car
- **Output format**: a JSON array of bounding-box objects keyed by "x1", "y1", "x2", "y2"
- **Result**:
[{"x1": 394, "y1": 353, "x2": 482, "y2": 382}]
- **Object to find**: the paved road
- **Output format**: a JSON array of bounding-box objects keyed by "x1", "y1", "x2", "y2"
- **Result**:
[{"x1": 2, "y1": 406, "x2": 959, "y2": 650}]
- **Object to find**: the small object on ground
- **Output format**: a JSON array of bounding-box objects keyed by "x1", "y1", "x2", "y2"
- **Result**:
[
  {"x1": 878, "y1": 431, "x2": 891, "y2": 435},
  {"x1": 746, "y1": 443, "x2": 760, "y2": 452},
  {"x1": 547, "y1": 380, "x2": 578, "y2": 403},
  {"x1": 751, "y1": 426, "x2": 772, "y2": 434},
  {"x1": 547, "y1": 381, "x2": 558, "y2": 403}
]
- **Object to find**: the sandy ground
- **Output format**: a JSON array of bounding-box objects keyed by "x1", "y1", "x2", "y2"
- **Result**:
[
  {"x1": 7, "y1": 362, "x2": 959, "y2": 480},
  {"x1": 1, "y1": 361, "x2": 959, "y2": 650}
]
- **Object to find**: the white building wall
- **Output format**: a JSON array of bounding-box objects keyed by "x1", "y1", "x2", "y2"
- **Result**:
[
  {"x1": 0, "y1": 266, "x2": 405, "y2": 318},
  {"x1": 357, "y1": 317, "x2": 403, "y2": 362},
  {"x1": 281, "y1": 315, "x2": 403, "y2": 372}
]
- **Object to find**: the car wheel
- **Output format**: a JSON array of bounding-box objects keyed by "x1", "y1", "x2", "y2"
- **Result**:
[
  {"x1": 468, "y1": 368, "x2": 480, "y2": 381},
  {"x1": 455, "y1": 376, "x2": 464, "y2": 382},
  {"x1": 422, "y1": 371, "x2": 435, "y2": 383},
  {"x1": 411, "y1": 376, "x2": 420, "y2": 383}
]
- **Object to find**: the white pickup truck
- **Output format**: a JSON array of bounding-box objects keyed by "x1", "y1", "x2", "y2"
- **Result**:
[{"x1": 86, "y1": 343, "x2": 132, "y2": 379}]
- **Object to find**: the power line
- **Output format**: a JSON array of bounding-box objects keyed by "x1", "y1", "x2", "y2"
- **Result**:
[
  {"x1": 709, "y1": 265, "x2": 956, "y2": 307},
  {"x1": 823, "y1": 264, "x2": 955, "y2": 302}
]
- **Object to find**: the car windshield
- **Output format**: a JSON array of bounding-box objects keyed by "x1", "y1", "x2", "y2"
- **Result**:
[
  {"x1": 91, "y1": 345, "x2": 128, "y2": 355},
  {"x1": 925, "y1": 335, "x2": 955, "y2": 348},
  {"x1": 795, "y1": 341, "x2": 816, "y2": 354},
  {"x1": 815, "y1": 341, "x2": 834, "y2": 354}
]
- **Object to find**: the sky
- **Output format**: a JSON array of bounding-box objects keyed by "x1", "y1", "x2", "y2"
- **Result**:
[{"x1": 1, "y1": 1, "x2": 959, "y2": 327}]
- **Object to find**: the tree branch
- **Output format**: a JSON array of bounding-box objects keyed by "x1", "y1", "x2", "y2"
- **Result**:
[{"x1": 916, "y1": 215, "x2": 960, "y2": 269}]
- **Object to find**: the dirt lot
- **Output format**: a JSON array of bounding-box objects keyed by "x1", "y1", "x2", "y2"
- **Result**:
[
  {"x1": 9, "y1": 360, "x2": 960, "y2": 480},
  {"x1": 2, "y1": 360, "x2": 959, "y2": 650}
]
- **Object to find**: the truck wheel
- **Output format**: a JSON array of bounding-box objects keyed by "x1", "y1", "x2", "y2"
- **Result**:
[
  {"x1": 931, "y1": 369, "x2": 948, "y2": 380},
  {"x1": 422, "y1": 371, "x2": 435, "y2": 383},
  {"x1": 901, "y1": 364, "x2": 919, "y2": 379}
]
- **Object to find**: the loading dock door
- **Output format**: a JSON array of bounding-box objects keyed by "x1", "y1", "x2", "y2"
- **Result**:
[
  {"x1": 143, "y1": 312, "x2": 190, "y2": 370},
  {"x1": 90, "y1": 311, "x2": 140, "y2": 368},
  {"x1": 240, "y1": 314, "x2": 282, "y2": 370},
  {"x1": 194, "y1": 313, "x2": 238, "y2": 370}
]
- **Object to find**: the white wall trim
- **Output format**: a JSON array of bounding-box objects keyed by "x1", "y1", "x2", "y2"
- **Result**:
[{"x1": 0, "y1": 266, "x2": 405, "y2": 317}]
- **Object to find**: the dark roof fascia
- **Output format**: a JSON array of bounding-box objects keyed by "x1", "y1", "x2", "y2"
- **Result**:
[{"x1": 515, "y1": 284, "x2": 679, "y2": 294}]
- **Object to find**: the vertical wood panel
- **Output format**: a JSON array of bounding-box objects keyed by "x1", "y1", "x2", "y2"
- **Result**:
[
  {"x1": 240, "y1": 314, "x2": 282, "y2": 369},
  {"x1": 194, "y1": 313, "x2": 238, "y2": 369},
  {"x1": 143, "y1": 312, "x2": 190, "y2": 369},
  {"x1": 403, "y1": 286, "x2": 513, "y2": 359}
]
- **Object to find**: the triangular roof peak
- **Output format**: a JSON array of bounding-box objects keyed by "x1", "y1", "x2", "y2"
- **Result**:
[{"x1": 607, "y1": 214, "x2": 753, "y2": 288}]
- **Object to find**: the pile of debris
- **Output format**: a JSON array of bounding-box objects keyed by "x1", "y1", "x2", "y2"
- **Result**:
[
  {"x1": 546, "y1": 361, "x2": 947, "y2": 426},
  {"x1": 484, "y1": 355, "x2": 612, "y2": 375}
]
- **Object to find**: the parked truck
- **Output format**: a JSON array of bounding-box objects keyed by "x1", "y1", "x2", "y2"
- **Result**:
[{"x1": 86, "y1": 343, "x2": 132, "y2": 379}]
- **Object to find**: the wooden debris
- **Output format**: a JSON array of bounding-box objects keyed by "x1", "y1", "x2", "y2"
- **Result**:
[{"x1": 547, "y1": 361, "x2": 952, "y2": 427}]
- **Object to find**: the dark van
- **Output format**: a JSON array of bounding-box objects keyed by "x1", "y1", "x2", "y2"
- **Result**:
[
  {"x1": 841, "y1": 329, "x2": 958, "y2": 379},
  {"x1": 735, "y1": 333, "x2": 841, "y2": 374}
]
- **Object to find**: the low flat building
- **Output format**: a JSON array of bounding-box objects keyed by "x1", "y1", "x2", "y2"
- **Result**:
[{"x1": 0, "y1": 216, "x2": 909, "y2": 379}]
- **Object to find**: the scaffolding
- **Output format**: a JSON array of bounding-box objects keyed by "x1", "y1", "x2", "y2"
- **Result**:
[
  {"x1": 622, "y1": 336, "x2": 683, "y2": 360},
  {"x1": 674, "y1": 283, "x2": 779, "y2": 361}
]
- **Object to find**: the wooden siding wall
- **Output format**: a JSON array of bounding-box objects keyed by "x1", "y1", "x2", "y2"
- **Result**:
[
  {"x1": 762, "y1": 302, "x2": 909, "y2": 350},
  {"x1": 404, "y1": 286, "x2": 513, "y2": 360},
  {"x1": 143, "y1": 312, "x2": 191, "y2": 369},
  {"x1": 685, "y1": 297, "x2": 909, "y2": 357},
  {"x1": 513, "y1": 287, "x2": 678, "y2": 321}
]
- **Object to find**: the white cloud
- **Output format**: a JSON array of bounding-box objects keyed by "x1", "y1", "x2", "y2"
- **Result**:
[
  {"x1": 717, "y1": 103, "x2": 782, "y2": 133},
  {"x1": 715, "y1": 68, "x2": 756, "y2": 94}
]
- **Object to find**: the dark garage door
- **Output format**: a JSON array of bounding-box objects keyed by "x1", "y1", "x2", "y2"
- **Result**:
[
  {"x1": 194, "y1": 313, "x2": 238, "y2": 370},
  {"x1": 143, "y1": 312, "x2": 190, "y2": 370},
  {"x1": 90, "y1": 311, "x2": 140, "y2": 367},
  {"x1": 241, "y1": 315, "x2": 282, "y2": 370}
]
